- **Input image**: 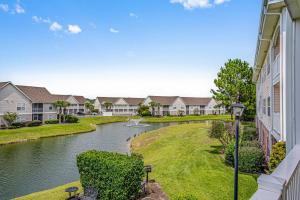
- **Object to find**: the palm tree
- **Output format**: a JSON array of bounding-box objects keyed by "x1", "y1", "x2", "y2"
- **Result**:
[
  {"x1": 85, "y1": 101, "x2": 94, "y2": 114},
  {"x1": 103, "y1": 101, "x2": 113, "y2": 112},
  {"x1": 53, "y1": 100, "x2": 71, "y2": 123},
  {"x1": 149, "y1": 101, "x2": 157, "y2": 116},
  {"x1": 156, "y1": 103, "x2": 161, "y2": 116}
]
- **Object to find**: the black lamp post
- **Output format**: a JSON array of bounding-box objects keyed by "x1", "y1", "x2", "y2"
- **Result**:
[
  {"x1": 144, "y1": 165, "x2": 152, "y2": 183},
  {"x1": 231, "y1": 102, "x2": 245, "y2": 200}
]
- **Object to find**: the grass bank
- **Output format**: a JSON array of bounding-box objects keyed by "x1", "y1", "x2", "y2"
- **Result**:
[
  {"x1": 142, "y1": 114, "x2": 232, "y2": 123},
  {"x1": 14, "y1": 181, "x2": 82, "y2": 200},
  {"x1": 131, "y1": 123, "x2": 257, "y2": 200},
  {"x1": 0, "y1": 116, "x2": 127, "y2": 145}
]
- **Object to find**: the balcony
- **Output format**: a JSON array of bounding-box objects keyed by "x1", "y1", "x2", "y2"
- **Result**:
[
  {"x1": 251, "y1": 145, "x2": 300, "y2": 200},
  {"x1": 32, "y1": 108, "x2": 43, "y2": 113}
]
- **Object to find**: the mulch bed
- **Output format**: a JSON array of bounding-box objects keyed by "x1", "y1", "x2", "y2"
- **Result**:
[{"x1": 138, "y1": 180, "x2": 169, "y2": 200}]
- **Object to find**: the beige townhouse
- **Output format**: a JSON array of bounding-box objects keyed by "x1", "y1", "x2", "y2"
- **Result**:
[
  {"x1": 52, "y1": 94, "x2": 86, "y2": 115},
  {"x1": 251, "y1": 0, "x2": 300, "y2": 199}
]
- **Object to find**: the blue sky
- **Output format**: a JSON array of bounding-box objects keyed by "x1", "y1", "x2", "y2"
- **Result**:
[{"x1": 0, "y1": 0, "x2": 261, "y2": 98}]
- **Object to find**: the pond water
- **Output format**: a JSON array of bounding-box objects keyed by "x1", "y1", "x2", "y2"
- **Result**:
[{"x1": 0, "y1": 121, "x2": 205, "y2": 199}]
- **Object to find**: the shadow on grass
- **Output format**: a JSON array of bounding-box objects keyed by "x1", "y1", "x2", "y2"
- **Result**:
[{"x1": 205, "y1": 145, "x2": 223, "y2": 155}]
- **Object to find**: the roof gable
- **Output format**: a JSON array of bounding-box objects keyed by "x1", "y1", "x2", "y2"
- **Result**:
[
  {"x1": 16, "y1": 85, "x2": 54, "y2": 103},
  {"x1": 148, "y1": 96, "x2": 179, "y2": 105},
  {"x1": 181, "y1": 97, "x2": 212, "y2": 106},
  {"x1": 123, "y1": 98, "x2": 144, "y2": 106},
  {"x1": 73, "y1": 96, "x2": 85, "y2": 104}
]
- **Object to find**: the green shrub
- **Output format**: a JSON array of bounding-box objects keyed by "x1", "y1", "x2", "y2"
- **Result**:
[
  {"x1": 242, "y1": 126, "x2": 257, "y2": 141},
  {"x1": 26, "y1": 120, "x2": 42, "y2": 127},
  {"x1": 141, "y1": 110, "x2": 151, "y2": 117},
  {"x1": 268, "y1": 142, "x2": 286, "y2": 172},
  {"x1": 11, "y1": 121, "x2": 26, "y2": 128},
  {"x1": 77, "y1": 150, "x2": 144, "y2": 200},
  {"x1": 65, "y1": 115, "x2": 79, "y2": 123},
  {"x1": 8, "y1": 125, "x2": 18, "y2": 129},
  {"x1": 175, "y1": 194, "x2": 198, "y2": 200},
  {"x1": 45, "y1": 119, "x2": 59, "y2": 124},
  {"x1": 225, "y1": 141, "x2": 235, "y2": 167},
  {"x1": 241, "y1": 140, "x2": 261, "y2": 148},
  {"x1": 239, "y1": 146, "x2": 264, "y2": 173},
  {"x1": 209, "y1": 121, "x2": 225, "y2": 138}
]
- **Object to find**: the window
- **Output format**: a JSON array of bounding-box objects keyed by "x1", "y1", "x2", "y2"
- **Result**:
[
  {"x1": 17, "y1": 103, "x2": 25, "y2": 111},
  {"x1": 274, "y1": 83, "x2": 280, "y2": 113},
  {"x1": 267, "y1": 97, "x2": 271, "y2": 116},
  {"x1": 49, "y1": 106, "x2": 53, "y2": 110}
]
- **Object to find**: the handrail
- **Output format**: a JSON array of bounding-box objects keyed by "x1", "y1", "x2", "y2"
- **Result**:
[{"x1": 251, "y1": 144, "x2": 300, "y2": 200}]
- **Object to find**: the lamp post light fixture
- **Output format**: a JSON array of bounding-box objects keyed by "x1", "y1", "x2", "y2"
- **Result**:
[
  {"x1": 144, "y1": 165, "x2": 152, "y2": 183},
  {"x1": 231, "y1": 102, "x2": 245, "y2": 200}
]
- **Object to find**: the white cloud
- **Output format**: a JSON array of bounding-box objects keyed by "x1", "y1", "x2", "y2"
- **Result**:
[
  {"x1": 170, "y1": 0, "x2": 230, "y2": 9},
  {"x1": 15, "y1": 4, "x2": 25, "y2": 14},
  {"x1": 49, "y1": 22, "x2": 63, "y2": 31},
  {"x1": 129, "y1": 12, "x2": 138, "y2": 18},
  {"x1": 0, "y1": 4, "x2": 9, "y2": 12},
  {"x1": 170, "y1": 0, "x2": 212, "y2": 9},
  {"x1": 32, "y1": 16, "x2": 51, "y2": 24},
  {"x1": 214, "y1": 0, "x2": 230, "y2": 5},
  {"x1": 109, "y1": 28, "x2": 119, "y2": 33},
  {"x1": 67, "y1": 24, "x2": 82, "y2": 34}
]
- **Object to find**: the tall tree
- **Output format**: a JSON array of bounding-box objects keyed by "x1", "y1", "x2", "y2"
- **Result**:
[
  {"x1": 53, "y1": 100, "x2": 71, "y2": 123},
  {"x1": 211, "y1": 59, "x2": 256, "y2": 120}
]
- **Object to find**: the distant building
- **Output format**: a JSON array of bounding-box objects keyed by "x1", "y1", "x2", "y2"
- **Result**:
[
  {"x1": 143, "y1": 96, "x2": 225, "y2": 116},
  {"x1": 0, "y1": 81, "x2": 87, "y2": 126},
  {"x1": 94, "y1": 97, "x2": 144, "y2": 116}
]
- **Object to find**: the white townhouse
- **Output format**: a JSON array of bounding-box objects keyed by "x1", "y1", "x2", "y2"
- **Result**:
[
  {"x1": 251, "y1": 0, "x2": 300, "y2": 199},
  {"x1": 143, "y1": 96, "x2": 225, "y2": 116},
  {"x1": 94, "y1": 97, "x2": 144, "y2": 116}
]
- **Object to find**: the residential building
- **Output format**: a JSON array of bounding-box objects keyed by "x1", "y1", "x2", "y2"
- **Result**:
[
  {"x1": 0, "y1": 82, "x2": 32, "y2": 126},
  {"x1": 0, "y1": 81, "x2": 87, "y2": 126},
  {"x1": 52, "y1": 94, "x2": 86, "y2": 115},
  {"x1": 251, "y1": 0, "x2": 300, "y2": 199},
  {"x1": 143, "y1": 96, "x2": 225, "y2": 116},
  {"x1": 94, "y1": 97, "x2": 144, "y2": 116}
]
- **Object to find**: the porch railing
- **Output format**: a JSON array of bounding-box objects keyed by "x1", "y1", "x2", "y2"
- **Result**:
[
  {"x1": 272, "y1": 55, "x2": 280, "y2": 80},
  {"x1": 251, "y1": 144, "x2": 300, "y2": 200}
]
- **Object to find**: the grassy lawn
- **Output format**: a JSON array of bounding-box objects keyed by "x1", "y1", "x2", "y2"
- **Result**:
[
  {"x1": 14, "y1": 181, "x2": 82, "y2": 200},
  {"x1": 142, "y1": 114, "x2": 232, "y2": 123},
  {"x1": 0, "y1": 116, "x2": 127, "y2": 145},
  {"x1": 131, "y1": 123, "x2": 257, "y2": 200}
]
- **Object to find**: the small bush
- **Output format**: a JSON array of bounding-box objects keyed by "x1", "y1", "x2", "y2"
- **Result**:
[
  {"x1": 65, "y1": 115, "x2": 79, "y2": 123},
  {"x1": 268, "y1": 142, "x2": 286, "y2": 172},
  {"x1": 225, "y1": 141, "x2": 235, "y2": 167},
  {"x1": 242, "y1": 126, "x2": 257, "y2": 141},
  {"x1": 11, "y1": 121, "x2": 26, "y2": 128},
  {"x1": 239, "y1": 146, "x2": 264, "y2": 173},
  {"x1": 8, "y1": 125, "x2": 18, "y2": 129},
  {"x1": 141, "y1": 110, "x2": 151, "y2": 117},
  {"x1": 26, "y1": 120, "x2": 42, "y2": 127},
  {"x1": 45, "y1": 119, "x2": 59, "y2": 124},
  {"x1": 77, "y1": 150, "x2": 144, "y2": 200},
  {"x1": 241, "y1": 140, "x2": 261, "y2": 148},
  {"x1": 209, "y1": 121, "x2": 225, "y2": 138}
]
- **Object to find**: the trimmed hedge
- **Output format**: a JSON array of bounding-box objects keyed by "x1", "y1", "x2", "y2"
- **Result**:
[
  {"x1": 26, "y1": 120, "x2": 42, "y2": 127},
  {"x1": 45, "y1": 119, "x2": 59, "y2": 124},
  {"x1": 77, "y1": 151, "x2": 144, "y2": 200},
  {"x1": 65, "y1": 115, "x2": 79, "y2": 123},
  {"x1": 241, "y1": 140, "x2": 261, "y2": 148},
  {"x1": 269, "y1": 142, "x2": 286, "y2": 172},
  {"x1": 239, "y1": 146, "x2": 264, "y2": 173}
]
